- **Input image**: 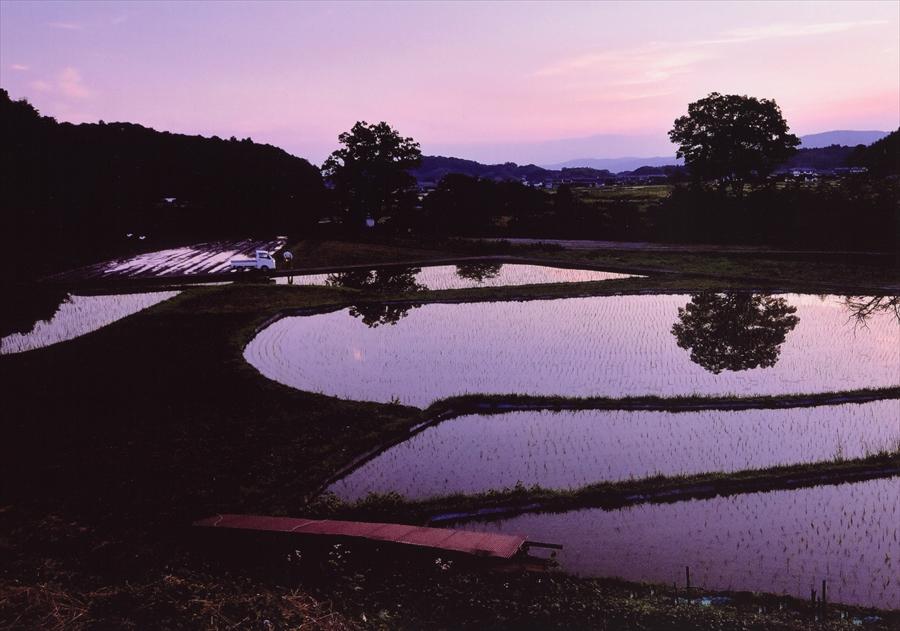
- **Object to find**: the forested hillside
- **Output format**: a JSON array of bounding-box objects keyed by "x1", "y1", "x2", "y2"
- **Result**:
[{"x1": 1, "y1": 89, "x2": 325, "y2": 277}]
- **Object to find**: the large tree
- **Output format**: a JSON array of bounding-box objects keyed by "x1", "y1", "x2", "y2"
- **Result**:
[
  {"x1": 669, "y1": 92, "x2": 800, "y2": 194},
  {"x1": 322, "y1": 121, "x2": 421, "y2": 228}
]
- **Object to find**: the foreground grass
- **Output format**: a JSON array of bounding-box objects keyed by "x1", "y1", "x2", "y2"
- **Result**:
[
  {"x1": 2, "y1": 268, "x2": 899, "y2": 629},
  {"x1": 426, "y1": 388, "x2": 900, "y2": 416}
]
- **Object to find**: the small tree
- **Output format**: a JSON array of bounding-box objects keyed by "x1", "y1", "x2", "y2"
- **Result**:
[
  {"x1": 322, "y1": 121, "x2": 421, "y2": 228},
  {"x1": 669, "y1": 93, "x2": 800, "y2": 194}
]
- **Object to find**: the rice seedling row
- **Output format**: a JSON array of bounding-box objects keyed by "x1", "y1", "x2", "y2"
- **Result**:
[
  {"x1": 461, "y1": 477, "x2": 900, "y2": 610},
  {"x1": 328, "y1": 401, "x2": 900, "y2": 501},
  {"x1": 245, "y1": 294, "x2": 899, "y2": 406}
]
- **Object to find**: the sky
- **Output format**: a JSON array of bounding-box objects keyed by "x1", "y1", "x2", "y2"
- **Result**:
[{"x1": 1, "y1": 0, "x2": 898, "y2": 165}]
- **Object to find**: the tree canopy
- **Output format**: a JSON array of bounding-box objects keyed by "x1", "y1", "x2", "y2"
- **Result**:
[
  {"x1": 0, "y1": 88, "x2": 326, "y2": 280},
  {"x1": 669, "y1": 93, "x2": 800, "y2": 192},
  {"x1": 322, "y1": 121, "x2": 421, "y2": 228},
  {"x1": 422, "y1": 174, "x2": 551, "y2": 235},
  {"x1": 849, "y1": 128, "x2": 900, "y2": 176}
]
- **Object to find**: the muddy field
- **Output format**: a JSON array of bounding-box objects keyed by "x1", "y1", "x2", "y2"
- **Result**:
[{"x1": 52, "y1": 238, "x2": 285, "y2": 280}]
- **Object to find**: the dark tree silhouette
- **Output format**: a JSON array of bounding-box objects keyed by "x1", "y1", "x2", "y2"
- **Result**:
[
  {"x1": 669, "y1": 93, "x2": 800, "y2": 194},
  {"x1": 0, "y1": 88, "x2": 326, "y2": 281},
  {"x1": 325, "y1": 267, "x2": 424, "y2": 327},
  {"x1": 321, "y1": 121, "x2": 421, "y2": 229},
  {"x1": 842, "y1": 295, "x2": 900, "y2": 326},
  {"x1": 1, "y1": 287, "x2": 69, "y2": 338},
  {"x1": 849, "y1": 128, "x2": 900, "y2": 176},
  {"x1": 672, "y1": 293, "x2": 800, "y2": 373},
  {"x1": 422, "y1": 174, "x2": 551, "y2": 235},
  {"x1": 348, "y1": 302, "x2": 421, "y2": 328},
  {"x1": 455, "y1": 262, "x2": 503, "y2": 282},
  {"x1": 325, "y1": 267, "x2": 424, "y2": 293}
]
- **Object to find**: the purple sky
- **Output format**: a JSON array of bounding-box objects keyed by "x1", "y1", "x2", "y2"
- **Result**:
[{"x1": 1, "y1": 1, "x2": 898, "y2": 164}]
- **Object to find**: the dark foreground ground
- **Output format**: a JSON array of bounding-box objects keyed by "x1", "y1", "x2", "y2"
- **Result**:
[{"x1": 2, "y1": 239, "x2": 898, "y2": 630}]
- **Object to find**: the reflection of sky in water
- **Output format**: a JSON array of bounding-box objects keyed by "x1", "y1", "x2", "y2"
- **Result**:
[
  {"x1": 462, "y1": 478, "x2": 900, "y2": 609},
  {"x1": 104, "y1": 246, "x2": 237, "y2": 275},
  {"x1": 1, "y1": 292, "x2": 180, "y2": 354},
  {"x1": 273, "y1": 263, "x2": 637, "y2": 289},
  {"x1": 245, "y1": 294, "x2": 900, "y2": 406},
  {"x1": 329, "y1": 401, "x2": 900, "y2": 500}
]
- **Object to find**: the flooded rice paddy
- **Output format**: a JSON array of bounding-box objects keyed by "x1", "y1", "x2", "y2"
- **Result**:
[
  {"x1": 0, "y1": 291, "x2": 180, "y2": 354},
  {"x1": 245, "y1": 293, "x2": 899, "y2": 406},
  {"x1": 273, "y1": 263, "x2": 637, "y2": 290},
  {"x1": 461, "y1": 477, "x2": 900, "y2": 609},
  {"x1": 54, "y1": 238, "x2": 284, "y2": 280},
  {"x1": 328, "y1": 400, "x2": 900, "y2": 501}
]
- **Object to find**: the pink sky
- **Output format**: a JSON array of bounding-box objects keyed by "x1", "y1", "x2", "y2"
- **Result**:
[{"x1": 1, "y1": 0, "x2": 898, "y2": 164}]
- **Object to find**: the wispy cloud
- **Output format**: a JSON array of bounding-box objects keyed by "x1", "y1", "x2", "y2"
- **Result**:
[
  {"x1": 48, "y1": 21, "x2": 82, "y2": 31},
  {"x1": 574, "y1": 89, "x2": 674, "y2": 104},
  {"x1": 534, "y1": 43, "x2": 711, "y2": 79},
  {"x1": 58, "y1": 67, "x2": 91, "y2": 99},
  {"x1": 705, "y1": 20, "x2": 889, "y2": 45},
  {"x1": 29, "y1": 79, "x2": 53, "y2": 92},
  {"x1": 535, "y1": 19, "x2": 888, "y2": 79},
  {"x1": 10, "y1": 63, "x2": 30, "y2": 71},
  {"x1": 28, "y1": 68, "x2": 93, "y2": 99}
]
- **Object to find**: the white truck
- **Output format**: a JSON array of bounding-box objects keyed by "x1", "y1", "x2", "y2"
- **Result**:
[{"x1": 230, "y1": 250, "x2": 276, "y2": 271}]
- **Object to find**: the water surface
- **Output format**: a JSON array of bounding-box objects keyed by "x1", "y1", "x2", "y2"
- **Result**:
[
  {"x1": 274, "y1": 263, "x2": 636, "y2": 290},
  {"x1": 245, "y1": 294, "x2": 899, "y2": 405},
  {"x1": 328, "y1": 401, "x2": 900, "y2": 500},
  {"x1": 1, "y1": 291, "x2": 180, "y2": 354},
  {"x1": 462, "y1": 478, "x2": 900, "y2": 609}
]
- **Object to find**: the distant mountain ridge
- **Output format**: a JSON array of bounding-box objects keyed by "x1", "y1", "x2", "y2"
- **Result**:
[
  {"x1": 798, "y1": 130, "x2": 889, "y2": 149},
  {"x1": 414, "y1": 130, "x2": 891, "y2": 182},
  {"x1": 543, "y1": 156, "x2": 680, "y2": 171},
  {"x1": 536, "y1": 130, "x2": 889, "y2": 170},
  {"x1": 411, "y1": 155, "x2": 674, "y2": 185}
]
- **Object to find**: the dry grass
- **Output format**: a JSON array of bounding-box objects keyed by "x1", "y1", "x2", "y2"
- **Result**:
[{"x1": 0, "y1": 574, "x2": 353, "y2": 631}]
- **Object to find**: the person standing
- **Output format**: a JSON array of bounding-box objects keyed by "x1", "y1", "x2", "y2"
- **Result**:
[{"x1": 282, "y1": 250, "x2": 294, "y2": 284}]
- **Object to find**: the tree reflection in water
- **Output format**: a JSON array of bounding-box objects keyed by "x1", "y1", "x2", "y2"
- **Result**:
[
  {"x1": 1, "y1": 287, "x2": 69, "y2": 338},
  {"x1": 455, "y1": 262, "x2": 503, "y2": 283},
  {"x1": 842, "y1": 295, "x2": 900, "y2": 326},
  {"x1": 672, "y1": 293, "x2": 800, "y2": 374},
  {"x1": 326, "y1": 267, "x2": 425, "y2": 327}
]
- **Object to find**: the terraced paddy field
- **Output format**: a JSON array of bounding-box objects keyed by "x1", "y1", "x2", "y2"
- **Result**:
[
  {"x1": 328, "y1": 401, "x2": 900, "y2": 501},
  {"x1": 273, "y1": 262, "x2": 638, "y2": 290},
  {"x1": 1, "y1": 291, "x2": 180, "y2": 354},
  {"x1": 5, "y1": 250, "x2": 899, "y2": 629},
  {"x1": 245, "y1": 293, "x2": 899, "y2": 406},
  {"x1": 461, "y1": 477, "x2": 900, "y2": 610}
]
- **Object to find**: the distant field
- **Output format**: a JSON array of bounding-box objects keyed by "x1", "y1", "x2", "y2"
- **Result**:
[{"x1": 572, "y1": 184, "x2": 674, "y2": 201}]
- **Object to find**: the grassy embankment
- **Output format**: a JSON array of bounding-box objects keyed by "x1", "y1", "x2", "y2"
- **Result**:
[
  {"x1": 277, "y1": 237, "x2": 900, "y2": 293},
  {"x1": 2, "y1": 247, "x2": 899, "y2": 629},
  {"x1": 317, "y1": 451, "x2": 900, "y2": 526}
]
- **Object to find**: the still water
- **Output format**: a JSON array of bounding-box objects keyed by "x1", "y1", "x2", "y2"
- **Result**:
[
  {"x1": 328, "y1": 401, "x2": 900, "y2": 500},
  {"x1": 273, "y1": 263, "x2": 637, "y2": 290},
  {"x1": 245, "y1": 294, "x2": 899, "y2": 406},
  {"x1": 1, "y1": 291, "x2": 180, "y2": 355},
  {"x1": 462, "y1": 478, "x2": 900, "y2": 609}
]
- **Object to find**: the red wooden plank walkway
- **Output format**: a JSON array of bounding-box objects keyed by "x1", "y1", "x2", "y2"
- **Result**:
[{"x1": 193, "y1": 514, "x2": 527, "y2": 559}]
